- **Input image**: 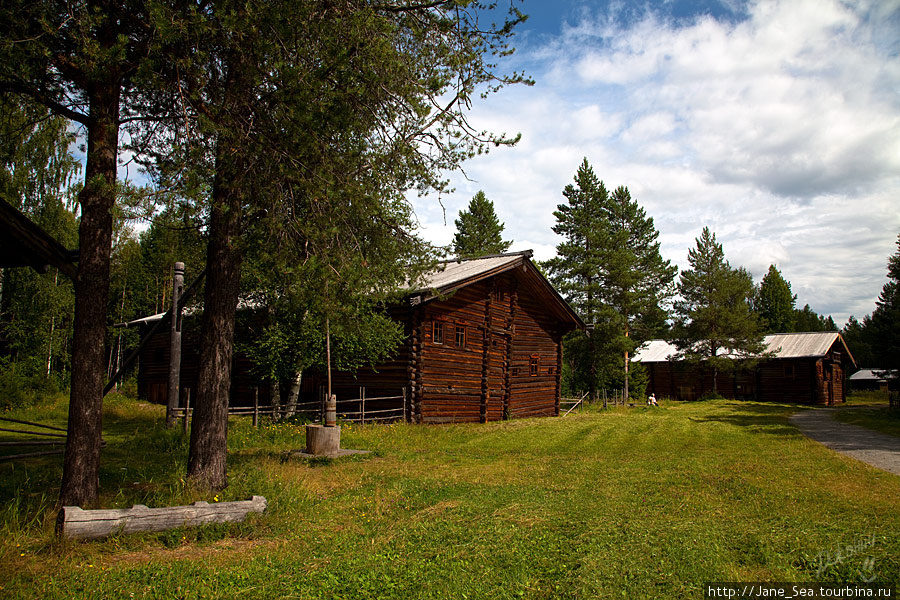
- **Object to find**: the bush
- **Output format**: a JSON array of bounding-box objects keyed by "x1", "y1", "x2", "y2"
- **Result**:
[
  {"x1": 0, "y1": 357, "x2": 65, "y2": 410},
  {"x1": 698, "y1": 391, "x2": 726, "y2": 402}
]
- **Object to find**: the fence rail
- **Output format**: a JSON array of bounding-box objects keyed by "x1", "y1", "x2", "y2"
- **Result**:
[
  {"x1": 560, "y1": 392, "x2": 589, "y2": 417},
  {"x1": 172, "y1": 387, "x2": 408, "y2": 428}
]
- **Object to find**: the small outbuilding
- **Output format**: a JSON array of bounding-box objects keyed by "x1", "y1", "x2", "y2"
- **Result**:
[
  {"x1": 634, "y1": 332, "x2": 856, "y2": 405},
  {"x1": 849, "y1": 369, "x2": 894, "y2": 392}
]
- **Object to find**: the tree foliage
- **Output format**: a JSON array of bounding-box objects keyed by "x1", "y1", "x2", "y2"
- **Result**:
[
  {"x1": 120, "y1": 0, "x2": 531, "y2": 489},
  {"x1": 869, "y1": 232, "x2": 900, "y2": 374},
  {"x1": 0, "y1": 98, "x2": 80, "y2": 401},
  {"x1": 545, "y1": 159, "x2": 675, "y2": 399},
  {"x1": 793, "y1": 304, "x2": 837, "y2": 332},
  {"x1": 452, "y1": 191, "x2": 512, "y2": 258},
  {"x1": 672, "y1": 227, "x2": 765, "y2": 394},
  {"x1": 754, "y1": 264, "x2": 796, "y2": 333}
]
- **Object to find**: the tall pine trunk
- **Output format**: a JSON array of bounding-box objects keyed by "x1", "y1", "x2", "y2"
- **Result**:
[
  {"x1": 186, "y1": 163, "x2": 243, "y2": 489},
  {"x1": 187, "y1": 113, "x2": 246, "y2": 489},
  {"x1": 60, "y1": 81, "x2": 120, "y2": 508}
]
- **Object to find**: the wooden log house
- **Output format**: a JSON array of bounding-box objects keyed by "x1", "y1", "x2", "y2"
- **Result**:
[
  {"x1": 633, "y1": 332, "x2": 856, "y2": 404},
  {"x1": 331, "y1": 251, "x2": 585, "y2": 423},
  {"x1": 132, "y1": 251, "x2": 585, "y2": 422}
]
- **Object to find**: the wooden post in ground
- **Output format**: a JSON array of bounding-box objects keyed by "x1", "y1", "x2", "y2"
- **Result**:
[
  {"x1": 361, "y1": 386, "x2": 365, "y2": 424},
  {"x1": 402, "y1": 387, "x2": 407, "y2": 422},
  {"x1": 253, "y1": 387, "x2": 259, "y2": 428},
  {"x1": 182, "y1": 388, "x2": 191, "y2": 434},
  {"x1": 165, "y1": 262, "x2": 185, "y2": 428}
]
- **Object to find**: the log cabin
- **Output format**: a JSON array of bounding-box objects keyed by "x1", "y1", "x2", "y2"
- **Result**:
[
  {"x1": 331, "y1": 251, "x2": 585, "y2": 422},
  {"x1": 131, "y1": 251, "x2": 585, "y2": 422},
  {"x1": 633, "y1": 332, "x2": 856, "y2": 405}
]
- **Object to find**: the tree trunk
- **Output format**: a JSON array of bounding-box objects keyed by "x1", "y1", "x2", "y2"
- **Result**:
[
  {"x1": 59, "y1": 82, "x2": 120, "y2": 508},
  {"x1": 186, "y1": 142, "x2": 244, "y2": 491},
  {"x1": 285, "y1": 370, "x2": 302, "y2": 418}
]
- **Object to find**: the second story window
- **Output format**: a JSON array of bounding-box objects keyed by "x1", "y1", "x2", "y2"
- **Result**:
[
  {"x1": 530, "y1": 355, "x2": 540, "y2": 376},
  {"x1": 433, "y1": 322, "x2": 444, "y2": 344}
]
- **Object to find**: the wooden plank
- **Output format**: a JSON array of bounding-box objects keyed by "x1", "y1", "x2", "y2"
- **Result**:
[{"x1": 58, "y1": 496, "x2": 267, "y2": 540}]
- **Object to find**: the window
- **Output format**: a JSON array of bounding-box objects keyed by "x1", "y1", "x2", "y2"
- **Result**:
[
  {"x1": 433, "y1": 322, "x2": 444, "y2": 344},
  {"x1": 530, "y1": 355, "x2": 540, "y2": 376},
  {"x1": 455, "y1": 325, "x2": 466, "y2": 348},
  {"x1": 784, "y1": 364, "x2": 794, "y2": 378}
]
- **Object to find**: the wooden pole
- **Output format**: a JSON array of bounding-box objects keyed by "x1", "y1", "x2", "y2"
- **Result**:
[
  {"x1": 325, "y1": 318, "x2": 336, "y2": 427},
  {"x1": 361, "y1": 386, "x2": 365, "y2": 424},
  {"x1": 182, "y1": 388, "x2": 190, "y2": 434},
  {"x1": 253, "y1": 387, "x2": 259, "y2": 428},
  {"x1": 165, "y1": 262, "x2": 185, "y2": 428}
]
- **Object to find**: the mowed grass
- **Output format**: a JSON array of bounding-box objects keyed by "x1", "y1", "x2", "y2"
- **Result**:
[{"x1": 1, "y1": 395, "x2": 899, "y2": 599}]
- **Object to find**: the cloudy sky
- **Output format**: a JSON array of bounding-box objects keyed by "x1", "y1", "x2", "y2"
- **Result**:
[{"x1": 411, "y1": 0, "x2": 900, "y2": 327}]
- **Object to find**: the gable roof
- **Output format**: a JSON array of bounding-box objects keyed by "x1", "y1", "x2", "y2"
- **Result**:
[
  {"x1": 121, "y1": 251, "x2": 586, "y2": 331},
  {"x1": 634, "y1": 332, "x2": 856, "y2": 366},
  {"x1": 408, "y1": 251, "x2": 585, "y2": 330},
  {"x1": 849, "y1": 369, "x2": 896, "y2": 382}
]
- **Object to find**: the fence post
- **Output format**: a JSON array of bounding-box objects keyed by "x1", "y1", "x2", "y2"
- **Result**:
[
  {"x1": 360, "y1": 386, "x2": 365, "y2": 425},
  {"x1": 402, "y1": 387, "x2": 407, "y2": 422},
  {"x1": 253, "y1": 387, "x2": 259, "y2": 428},
  {"x1": 182, "y1": 388, "x2": 190, "y2": 434}
]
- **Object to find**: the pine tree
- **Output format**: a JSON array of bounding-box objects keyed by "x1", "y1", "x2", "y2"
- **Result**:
[
  {"x1": 594, "y1": 185, "x2": 676, "y2": 400},
  {"x1": 755, "y1": 265, "x2": 797, "y2": 333},
  {"x1": 672, "y1": 227, "x2": 765, "y2": 395},
  {"x1": 545, "y1": 160, "x2": 675, "y2": 399},
  {"x1": 451, "y1": 191, "x2": 512, "y2": 258},
  {"x1": 869, "y1": 232, "x2": 900, "y2": 375}
]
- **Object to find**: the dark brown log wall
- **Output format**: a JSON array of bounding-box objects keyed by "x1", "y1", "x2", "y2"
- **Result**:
[
  {"x1": 419, "y1": 282, "x2": 494, "y2": 423},
  {"x1": 508, "y1": 282, "x2": 560, "y2": 418}
]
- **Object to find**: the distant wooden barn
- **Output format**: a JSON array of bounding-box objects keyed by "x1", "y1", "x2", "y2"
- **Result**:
[
  {"x1": 633, "y1": 332, "x2": 856, "y2": 405},
  {"x1": 132, "y1": 251, "x2": 585, "y2": 422}
]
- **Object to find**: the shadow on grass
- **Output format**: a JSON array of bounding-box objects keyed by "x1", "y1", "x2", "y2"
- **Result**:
[{"x1": 687, "y1": 401, "x2": 802, "y2": 437}]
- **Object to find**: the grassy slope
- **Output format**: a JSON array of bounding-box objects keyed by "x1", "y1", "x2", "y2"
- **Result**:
[{"x1": 1, "y1": 397, "x2": 898, "y2": 599}]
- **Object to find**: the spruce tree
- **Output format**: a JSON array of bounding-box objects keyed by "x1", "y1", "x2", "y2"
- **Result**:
[
  {"x1": 755, "y1": 265, "x2": 797, "y2": 333},
  {"x1": 451, "y1": 191, "x2": 512, "y2": 258},
  {"x1": 672, "y1": 227, "x2": 765, "y2": 395}
]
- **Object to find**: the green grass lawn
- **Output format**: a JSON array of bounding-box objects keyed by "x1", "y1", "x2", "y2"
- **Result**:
[{"x1": 1, "y1": 395, "x2": 899, "y2": 599}]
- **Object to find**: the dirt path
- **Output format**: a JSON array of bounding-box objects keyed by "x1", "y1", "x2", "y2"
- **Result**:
[{"x1": 790, "y1": 408, "x2": 900, "y2": 476}]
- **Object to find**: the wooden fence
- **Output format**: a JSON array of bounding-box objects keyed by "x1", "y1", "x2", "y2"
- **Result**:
[
  {"x1": 0, "y1": 416, "x2": 106, "y2": 463},
  {"x1": 559, "y1": 392, "x2": 589, "y2": 416},
  {"x1": 172, "y1": 386, "x2": 408, "y2": 428}
]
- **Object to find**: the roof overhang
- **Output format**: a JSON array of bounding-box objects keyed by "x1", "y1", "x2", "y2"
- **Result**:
[{"x1": 0, "y1": 200, "x2": 78, "y2": 279}]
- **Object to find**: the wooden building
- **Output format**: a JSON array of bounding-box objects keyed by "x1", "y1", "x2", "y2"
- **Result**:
[
  {"x1": 633, "y1": 332, "x2": 856, "y2": 405},
  {"x1": 331, "y1": 251, "x2": 585, "y2": 423},
  {"x1": 132, "y1": 251, "x2": 585, "y2": 422}
]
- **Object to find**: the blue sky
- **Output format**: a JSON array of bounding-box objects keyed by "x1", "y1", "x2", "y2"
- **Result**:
[{"x1": 412, "y1": 0, "x2": 900, "y2": 327}]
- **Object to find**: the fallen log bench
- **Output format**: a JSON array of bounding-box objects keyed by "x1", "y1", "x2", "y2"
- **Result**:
[{"x1": 57, "y1": 495, "x2": 267, "y2": 541}]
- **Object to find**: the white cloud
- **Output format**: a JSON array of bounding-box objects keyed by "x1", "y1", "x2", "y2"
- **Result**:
[{"x1": 413, "y1": 0, "x2": 900, "y2": 327}]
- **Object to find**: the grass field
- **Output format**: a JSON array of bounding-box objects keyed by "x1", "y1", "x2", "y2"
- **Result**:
[{"x1": 1, "y1": 395, "x2": 899, "y2": 599}]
